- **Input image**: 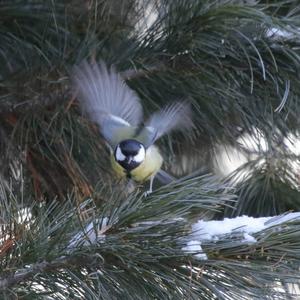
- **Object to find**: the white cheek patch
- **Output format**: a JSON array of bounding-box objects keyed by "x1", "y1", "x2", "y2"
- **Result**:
[
  {"x1": 116, "y1": 146, "x2": 126, "y2": 161},
  {"x1": 133, "y1": 146, "x2": 145, "y2": 163}
]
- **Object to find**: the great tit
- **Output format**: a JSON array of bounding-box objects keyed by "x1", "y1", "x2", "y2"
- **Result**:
[{"x1": 72, "y1": 61, "x2": 193, "y2": 193}]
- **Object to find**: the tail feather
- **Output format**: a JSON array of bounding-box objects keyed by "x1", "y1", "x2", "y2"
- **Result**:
[{"x1": 155, "y1": 169, "x2": 176, "y2": 185}]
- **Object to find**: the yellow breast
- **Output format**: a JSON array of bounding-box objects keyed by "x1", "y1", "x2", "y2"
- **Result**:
[{"x1": 110, "y1": 145, "x2": 163, "y2": 183}]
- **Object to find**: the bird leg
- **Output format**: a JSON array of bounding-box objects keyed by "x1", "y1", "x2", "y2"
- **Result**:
[{"x1": 144, "y1": 175, "x2": 154, "y2": 197}]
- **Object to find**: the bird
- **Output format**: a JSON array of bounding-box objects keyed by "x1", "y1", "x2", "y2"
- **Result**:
[{"x1": 71, "y1": 61, "x2": 193, "y2": 194}]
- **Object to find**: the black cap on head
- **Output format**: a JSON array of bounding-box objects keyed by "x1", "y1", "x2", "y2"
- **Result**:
[{"x1": 118, "y1": 139, "x2": 143, "y2": 156}]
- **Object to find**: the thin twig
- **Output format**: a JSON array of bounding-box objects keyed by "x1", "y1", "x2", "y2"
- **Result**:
[
  {"x1": 120, "y1": 63, "x2": 166, "y2": 80},
  {"x1": 0, "y1": 254, "x2": 98, "y2": 290}
]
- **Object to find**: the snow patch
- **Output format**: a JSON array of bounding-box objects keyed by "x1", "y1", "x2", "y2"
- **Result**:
[
  {"x1": 191, "y1": 215, "x2": 269, "y2": 241},
  {"x1": 242, "y1": 233, "x2": 257, "y2": 244},
  {"x1": 68, "y1": 217, "x2": 109, "y2": 249},
  {"x1": 182, "y1": 240, "x2": 207, "y2": 260}
]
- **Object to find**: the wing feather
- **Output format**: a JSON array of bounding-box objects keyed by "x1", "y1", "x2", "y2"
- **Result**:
[
  {"x1": 137, "y1": 102, "x2": 194, "y2": 147},
  {"x1": 71, "y1": 61, "x2": 143, "y2": 148}
]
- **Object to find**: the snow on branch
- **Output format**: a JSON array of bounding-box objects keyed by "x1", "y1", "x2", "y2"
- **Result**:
[
  {"x1": 184, "y1": 212, "x2": 300, "y2": 260},
  {"x1": 68, "y1": 212, "x2": 300, "y2": 261}
]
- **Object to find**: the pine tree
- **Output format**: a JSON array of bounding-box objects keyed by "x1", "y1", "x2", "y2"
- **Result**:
[{"x1": 1, "y1": 0, "x2": 300, "y2": 299}]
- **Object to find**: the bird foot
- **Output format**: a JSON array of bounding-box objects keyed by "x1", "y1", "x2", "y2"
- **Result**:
[{"x1": 143, "y1": 190, "x2": 152, "y2": 197}]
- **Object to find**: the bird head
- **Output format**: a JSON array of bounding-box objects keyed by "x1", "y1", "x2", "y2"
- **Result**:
[{"x1": 114, "y1": 139, "x2": 145, "y2": 171}]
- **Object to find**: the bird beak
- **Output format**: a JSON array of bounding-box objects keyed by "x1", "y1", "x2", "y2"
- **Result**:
[{"x1": 127, "y1": 156, "x2": 133, "y2": 164}]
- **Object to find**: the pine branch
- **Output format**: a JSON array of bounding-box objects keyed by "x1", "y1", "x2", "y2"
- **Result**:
[
  {"x1": 1, "y1": 177, "x2": 300, "y2": 299},
  {"x1": 0, "y1": 256, "x2": 69, "y2": 290},
  {"x1": 1, "y1": 1, "x2": 300, "y2": 298}
]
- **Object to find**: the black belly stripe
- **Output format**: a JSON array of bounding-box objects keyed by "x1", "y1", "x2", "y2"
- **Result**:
[{"x1": 124, "y1": 169, "x2": 131, "y2": 179}]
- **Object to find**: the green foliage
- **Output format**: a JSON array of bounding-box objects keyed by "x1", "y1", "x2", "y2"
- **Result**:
[
  {"x1": 1, "y1": 0, "x2": 300, "y2": 298},
  {"x1": 1, "y1": 177, "x2": 300, "y2": 299}
]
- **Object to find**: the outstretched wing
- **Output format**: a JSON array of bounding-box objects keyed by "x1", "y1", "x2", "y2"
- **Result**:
[
  {"x1": 137, "y1": 102, "x2": 193, "y2": 147},
  {"x1": 71, "y1": 61, "x2": 143, "y2": 148}
]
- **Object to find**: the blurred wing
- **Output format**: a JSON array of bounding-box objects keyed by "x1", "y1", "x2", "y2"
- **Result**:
[
  {"x1": 71, "y1": 61, "x2": 143, "y2": 148},
  {"x1": 137, "y1": 102, "x2": 193, "y2": 147}
]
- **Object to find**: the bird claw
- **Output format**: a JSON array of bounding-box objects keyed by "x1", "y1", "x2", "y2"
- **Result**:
[{"x1": 143, "y1": 190, "x2": 152, "y2": 197}]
